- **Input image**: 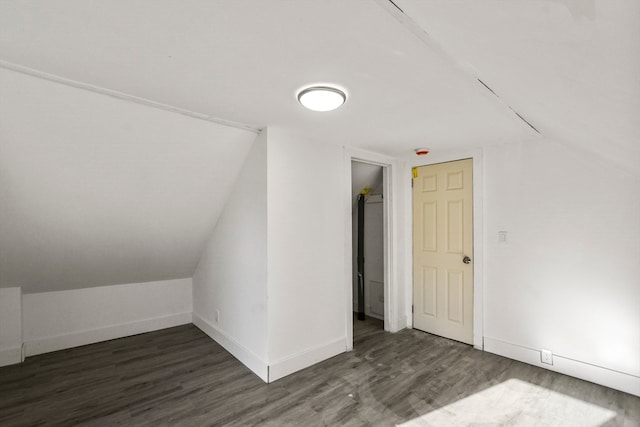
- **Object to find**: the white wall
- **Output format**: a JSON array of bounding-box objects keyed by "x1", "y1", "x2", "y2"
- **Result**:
[
  {"x1": 267, "y1": 128, "x2": 347, "y2": 381},
  {"x1": 193, "y1": 129, "x2": 350, "y2": 382},
  {"x1": 483, "y1": 138, "x2": 640, "y2": 395},
  {"x1": 396, "y1": 140, "x2": 638, "y2": 395},
  {"x1": 0, "y1": 287, "x2": 22, "y2": 366},
  {"x1": 192, "y1": 131, "x2": 268, "y2": 381},
  {"x1": 22, "y1": 278, "x2": 192, "y2": 356}
]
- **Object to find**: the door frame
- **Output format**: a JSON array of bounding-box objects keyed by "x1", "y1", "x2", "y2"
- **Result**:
[
  {"x1": 406, "y1": 148, "x2": 484, "y2": 350},
  {"x1": 344, "y1": 148, "x2": 399, "y2": 351}
]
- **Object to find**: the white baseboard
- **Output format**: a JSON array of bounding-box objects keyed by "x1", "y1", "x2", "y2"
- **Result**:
[
  {"x1": 484, "y1": 337, "x2": 640, "y2": 397},
  {"x1": 268, "y1": 337, "x2": 346, "y2": 383},
  {"x1": 0, "y1": 346, "x2": 22, "y2": 367},
  {"x1": 23, "y1": 312, "x2": 192, "y2": 357},
  {"x1": 192, "y1": 312, "x2": 268, "y2": 382}
]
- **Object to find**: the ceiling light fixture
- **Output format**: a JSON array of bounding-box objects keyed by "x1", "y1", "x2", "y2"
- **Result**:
[{"x1": 297, "y1": 85, "x2": 347, "y2": 112}]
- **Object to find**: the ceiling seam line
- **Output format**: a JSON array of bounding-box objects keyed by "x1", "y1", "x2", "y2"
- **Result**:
[
  {"x1": 386, "y1": 0, "x2": 404, "y2": 13},
  {"x1": 375, "y1": 0, "x2": 542, "y2": 137},
  {"x1": 0, "y1": 60, "x2": 262, "y2": 134},
  {"x1": 477, "y1": 79, "x2": 540, "y2": 134}
]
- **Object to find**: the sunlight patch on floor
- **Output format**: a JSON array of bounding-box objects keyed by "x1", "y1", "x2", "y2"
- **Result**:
[{"x1": 397, "y1": 378, "x2": 616, "y2": 427}]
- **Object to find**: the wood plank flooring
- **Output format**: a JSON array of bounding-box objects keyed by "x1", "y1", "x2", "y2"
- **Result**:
[{"x1": 1, "y1": 318, "x2": 638, "y2": 426}]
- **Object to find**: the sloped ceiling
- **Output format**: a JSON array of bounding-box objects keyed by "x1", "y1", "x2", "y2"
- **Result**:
[
  {"x1": 0, "y1": 0, "x2": 536, "y2": 154},
  {"x1": 395, "y1": 0, "x2": 640, "y2": 175},
  {"x1": 352, "y1": 162, "x2": 384, "y2": 209},
  {"x1": 0, "y1": 68, "x2": 256, "y2": 292},
  {"x1": 1, "y1": 0, "x2": 637, "y2": 291}
]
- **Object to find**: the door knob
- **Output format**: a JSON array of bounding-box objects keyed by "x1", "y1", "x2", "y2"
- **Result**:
[{"x1": 463, "y1": 256, "x2": 471, "y2": 264}]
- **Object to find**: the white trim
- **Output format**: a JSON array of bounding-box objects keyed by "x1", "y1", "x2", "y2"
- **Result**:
[
  {"x1": 344, "y1": 146, "x2": 401, "y2": 354},
  {"x1": 23, "y1": 312, "x2": 192, "y2": 357},
  {"x1": 484, "y1": 337, "x2": 640, "y2": 397},
  {"x1": 0, "y1": 347, "x2": 22, "y2": 367},
  {"x1": 268, "y1": 338, "x2": 346, "y2": 382},
  {"x1": 405, "y1": 148, "x2": 485, "y2": 350},
  {"x1": 348, "y1": 147, "x2": 398, "y2": 166},
  {"x1": 343, "y1": 148, "x2": 355, "y2": 351},
  {"x1": 192, "y1": 312, "x2": 268, "y2": 383},
  {"x1": 0, "y1": 60, "x2": 261, "y2": 134},
  {"x1": 382, "y1": 162, "x2": 396, "y2": 332}
]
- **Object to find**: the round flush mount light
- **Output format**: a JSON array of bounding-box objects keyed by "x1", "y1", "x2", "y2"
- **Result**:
[{"x1": 297, "y1": 85, "x2": 347, "y2": 112}]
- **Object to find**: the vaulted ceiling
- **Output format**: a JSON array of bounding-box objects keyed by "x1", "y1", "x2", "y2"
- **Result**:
[
  {"x1": 0, "y1": 67, "x2": 256, "y2": 292},
  {"x1": 1, "y1": 0, "x2": 638, "y2": 292},
  {"x1": 395, "y1": 0, "x2": 639, "y2": 174}
]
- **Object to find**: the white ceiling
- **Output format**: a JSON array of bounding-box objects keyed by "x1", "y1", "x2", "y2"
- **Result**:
[
  {"x1": 0, "y1": 0, "x2": 538, "y2": 155},
  {"x1": 396, "y1": 0, "x2": 640, "y2": 174},
  {"x1": 352, "y1": 162, "x2": 384, "y2": 209},
  {"x1": 1, "y1": 0, "x2": 638, "y2": 291},
  {"x1": 2, "y1": 1, "x2": 634, "y2": 165}
]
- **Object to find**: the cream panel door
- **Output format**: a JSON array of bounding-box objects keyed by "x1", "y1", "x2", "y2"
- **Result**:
[{"x1": 413, "y1": 159, "x2": 473, "y2": 344}]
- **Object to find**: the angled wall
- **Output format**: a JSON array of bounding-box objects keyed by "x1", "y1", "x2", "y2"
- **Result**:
[
  {"x1": 0, "y1": 67, "x2": 256, "y2": 364},
  {"x1": 193, "y1": 128, "x2": 348, "y2": 382},
  {"x1": 0, "y1": 67, "x2": 256, "y2": 292},
  {"x1": 266, "y1": 128, "x2": 347, "y2": 381},
  {"x1": 193, "y1": 131, "x2": 269, "y2": 381}
]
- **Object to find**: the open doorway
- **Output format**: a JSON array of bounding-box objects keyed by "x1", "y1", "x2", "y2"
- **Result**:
[{"x1": 351, "y1": 161, "x2": 385, "y2": 337}]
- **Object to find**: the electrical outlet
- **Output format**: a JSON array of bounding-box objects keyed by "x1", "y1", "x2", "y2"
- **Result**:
[
  {"x1": 215, "y1": 310, "x2": 220, "y2": 324},
  {"x1": 541, "y1": 349, "x2": 553, "y2": 365}
]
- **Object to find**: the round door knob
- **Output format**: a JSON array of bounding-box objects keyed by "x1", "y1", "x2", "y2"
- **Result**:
[{"x1": 463, "y1": 256, "x2": 471, "y2": 264}]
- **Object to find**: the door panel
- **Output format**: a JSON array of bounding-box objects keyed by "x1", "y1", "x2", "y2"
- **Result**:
[
  {"x1": 420, "y1": 266, "x2": 438, "y2": 317},
  {"x1": 421, "y1": 201, "x2": 437, "y2": 251},
  {"x1": 413, "y1": 159, "x2": 473, "y2": 344},
  {"x1": 446, "y1": 270, "x2": 464, "y2": 323},
  {"x1": 446, "y1": 199, "x2": 464, "y2": 253}
]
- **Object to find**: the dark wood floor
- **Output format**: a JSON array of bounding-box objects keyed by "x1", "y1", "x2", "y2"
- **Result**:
[{"x1": 1, "y1": 318, "x2": 638, "y2": 426}]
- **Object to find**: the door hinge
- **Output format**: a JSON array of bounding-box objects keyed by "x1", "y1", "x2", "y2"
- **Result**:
[
  {"x1": 412, "y1": 305, "x2": 414, "y2": 313},
  {"x1": 411, "y1": 178, "x2": 414, "y2": 188}
]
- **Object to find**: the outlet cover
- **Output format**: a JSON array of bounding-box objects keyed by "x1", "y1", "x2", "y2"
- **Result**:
[
  {"x1": 541, "y1": 349, "x2": 553, "y2": 365},
  {"x1": 215, "y1": 310, "x2": 220, "y2": 324}
]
